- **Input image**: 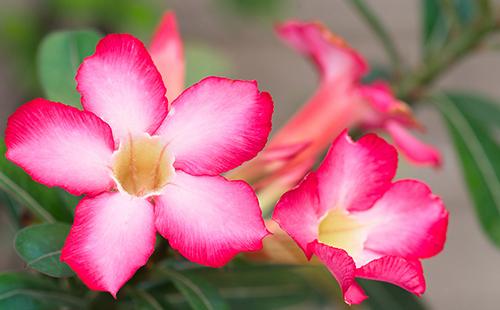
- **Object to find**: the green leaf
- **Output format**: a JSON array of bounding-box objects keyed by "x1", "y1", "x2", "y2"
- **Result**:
[
  {"x1": 159, "y1": 268, "x2": 229, "y2": 310},
  {"x1": 37, "y1": 30, "x2": 102, "y2": 108},
  {"x1": 14, "y1": 223, "x2": 74, "y2": 277},
  {"x1": 359, "y1": 279, "x2": 427, "y2": 310},
  {"x1": 0, "y1": 272, "x2": 84, "y2": 309},
  {"x1": 421, "y1": 0, "x2": 477, "y2": 57},
  {"x1": 130, "y1": 289, "x2": 164, "y2": 310},
  {"x1": 434, "y1": 92, "x2": 500, "y2": 246},
  {"x1": 0, "y1": 139, "x2": 73, "y2": 223},
  {"x1": 439, "y1": 92, "x2": 500, "y2": 128}
]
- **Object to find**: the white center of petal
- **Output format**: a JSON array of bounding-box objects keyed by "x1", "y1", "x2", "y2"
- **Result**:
[
  {"x1": 318, "y1": 208, "x2": 368, "y2": 259},
  {"x1": 112, "y1": 134, "x2": 174, "y2": 197}
]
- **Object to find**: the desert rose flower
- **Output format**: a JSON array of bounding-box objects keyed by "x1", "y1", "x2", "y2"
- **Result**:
[
  {"x1": 272, "y1": 131, "x2": 448, "y2": 304},
  {"x1": 5, "y1": 34, "x2": 272, "y2": 297},
  {"x1": 230, "y1": 21, "x2": 441, "y2": 208}
]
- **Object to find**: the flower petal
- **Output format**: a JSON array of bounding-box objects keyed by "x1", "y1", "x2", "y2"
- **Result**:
[
  {"x1": 5, "y1": 99, "x2": 114, "y2": 196},
  {"x1": 150, "y1": 11, "x2": 185, "y2": 103},
  {"x1": 356, "y1": 256, "x2": 426, "y2": 296},
  {"x1": 154, "y1": 171, "x2": 268, "y2": 267},
  {"x1": 61, "y1": 192, "x2": 156, "y2": 297},
  {"x1": 356, "y1": 180, "x2": 448, "y2": 259},
  {"x1": 385, "y1": 120, "x2": 442, "y2": 167},
  {"x1": 276, "y1": 21, "x2": 367, "y2": 82},
  {"x1": 316, "y1": 131, "x2": 397, "y2": 212},
  {"x1": 77, "y1": 34, "x2": 168, "y2": 142},
  {"x1": 155, "y1": 77, "x2": 273, "y2": 175},
  {"x1": 311, "y1": 241, "x2": 367, "y2": 305},
  {"x1": 272, "y1": 172, "x2": 323, "y2": 258}
]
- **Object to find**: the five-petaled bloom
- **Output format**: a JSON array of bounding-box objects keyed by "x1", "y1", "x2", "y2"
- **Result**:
[
  {"x1": 5, "y1": 33, "x2": 273, "y2": 296},
  {"x1": 273, "y1": 131, "x2": 448, "y2": 304}
]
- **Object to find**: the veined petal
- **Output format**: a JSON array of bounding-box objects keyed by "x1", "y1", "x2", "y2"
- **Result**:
[
  {"x1": 385, "y1": 121, "x2": 442, "y2": 167},
  {"x1": 316, "y1": 131, "x2": 397, "y2": 212},
  {"x1": 77, "y1": 34, "x2": 168, "y2": 142},
  {"x1": 61, "y1": 192, "x2": 156, "y2": 297},
  {"x1": 311, "y1": 241, "x2": 367, "y2": 305},
  {"x1": 5, "y1": 99, "x2": 114, "y2": 196},
  {"x1": 155, "y1": 77, "x2": 273, "y2": 175},
  {"x1": 150, "y1": 11, "x2": 185, "y2": 103},
  {"x1": 356, "y1": 256, "x2": 426, "y2": 296},
  {"x1": 272, "y1": 172, "x2": 323, "y2": 258},
  {"x1": 154, "y1": 171, "x2": 268, "y2": 267},
  {"x1": 355, "y1": 180, "x2": 448, "y2": 259},
  {"x1": 276, "y1": 21, "x2": 367, "y2": 82}
]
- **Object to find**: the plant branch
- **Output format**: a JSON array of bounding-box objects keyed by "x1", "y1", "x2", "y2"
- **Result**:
[{"x1": 348, "y1": 0, "x2": 404, "y2": 75}]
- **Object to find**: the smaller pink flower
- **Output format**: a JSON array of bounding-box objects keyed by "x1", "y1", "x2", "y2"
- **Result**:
[
  {"x1": 6, "y1": 34, "x2": 273, "y2": 297},
  {"x1": 272, "y1": 131, "x2": 448, "y2": 304}
]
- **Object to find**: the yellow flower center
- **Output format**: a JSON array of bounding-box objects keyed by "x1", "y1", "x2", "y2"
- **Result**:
[
  {"x1": 318, "y1": 208, "x2": 367, "y2": 258},
  {"x1": 112, "y1": 135, "x2": 174, "y2": 197}
]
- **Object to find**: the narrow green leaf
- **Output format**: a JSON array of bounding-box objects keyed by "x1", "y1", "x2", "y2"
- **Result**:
[
  {"x1": 359, "y1": 279, "x2": 427, "y2": 310},
  {"x1": 15, "y1": 223, "x2": 74, "y2": 277},
  {"x1": 0, "y1": 272, "x2": 84, "y2": 309},
  {"x1": 130, "y1": 288, "x2": 164, "y2": 310},
  {"x1": 0, "y1": 139, "x2": 73, "y2": 223},
  {"x1": 440, "y1": 92, "x2": 500, "y2": 128},
  {"x1": 37, "y1": 30, "x2": 102, "y2": 108},
  {"x1": 159, "y1": 268, "x2": 229, "y2": 310},
  {"x1": 434, "y1": 93, "x2": 500, "y2": 246}
]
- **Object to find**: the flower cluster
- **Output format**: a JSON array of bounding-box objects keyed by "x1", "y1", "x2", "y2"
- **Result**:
[{"x1": 4, "y1": 11, "x2": 448, "y2": 304}]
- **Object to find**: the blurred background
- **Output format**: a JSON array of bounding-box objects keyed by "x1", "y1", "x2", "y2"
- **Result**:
[{"x1": 1, "y1": 0, "x2": 499, "y2": 309}]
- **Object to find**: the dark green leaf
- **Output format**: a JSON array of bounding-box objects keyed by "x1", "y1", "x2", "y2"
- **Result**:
[
  {"x1": 37, "y1": 30, "x2": 102, "y2": 108},
  {"x1": 359, "y1": 279, "x2": 427, "y2": 310},
  {"x1": 130, "y1": 289, "x2": 165, "y2": 310},
  {"x1": 0, "y1": 139, "x2": 74, "y2": 223},
  {"x1": 439, "y1": 92, "x2": 500, "y2": 128},
  {"x1": 421, "y1": 0, "x2": 477, "y2": 57},
  {"x1": 0, "y1": 272, "x2": 84, "y2": 309},
  {"x1": 15, "y1": 223, "x2": 74, "y2": 277},
  {"x1": 434, "y1": 92, "x2": 500, "y2": 247},
  {"x1": 159, "y1": 268, "x2": 229, "y2": 310}
]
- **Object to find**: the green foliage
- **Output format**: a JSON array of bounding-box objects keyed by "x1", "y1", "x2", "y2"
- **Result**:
[
  {"x1": 15, "y1": 223, "x2": 74, "y2": 277},
  {"x1": 0, "y1": 272, "x2": 85, "y2": 309},
  {"x1": 421, "y1": 0, "x2": 477, "y2": 57},
  {"x1": 360, "y1": 279, "x2": 427, "y2": 310},
  {"x1": 38, "y1": 30, "x2": 102, "y2": 108},
  {"x1": 434, "y1": 92, "x2": 500, "y2": 247},
  {"x1": 0, "y1": 139, "x2": 74, "y2": 223}
]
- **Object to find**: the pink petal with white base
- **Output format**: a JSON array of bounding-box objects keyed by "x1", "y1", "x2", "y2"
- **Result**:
[
  {"x1": 155, "y1": 171, "x2": 268, "y2": 267},
  {"x1": 356, "y1": 180, "x2": 448, "y2": 259},
  {"x1": 273, "y1": 172, "x2": 323, "y2": 258},
  {"x1": 356, "y1": 256, "x2": 426, "y2": 295},
  {"x1": 61, "y1": 192, "x2": 156, "y2": 297},
  {"x1": 5, "y1": 99, "x2": 114, "y2": 196},
  {"x1": 385, "y1": 120, "x2": 442, "y2": 167},
  {"x1": 155, "y1": 77, "x2": 273, "y2": 175},
  {"x1": 150, "y1": 11, "x2": 185, "y2": 103},
  {"x1": 316, "y1": 131, "x2": 397, "y2": 212},
  {"x1": 312, "y1": 241, "x2": 367, "y2": 305},
  {"x1": 77, "y1": 34, "x2": 167, "y2": 142},
  {"x1": 276, "y1": 21, "x2": 367, "y2": 82}
]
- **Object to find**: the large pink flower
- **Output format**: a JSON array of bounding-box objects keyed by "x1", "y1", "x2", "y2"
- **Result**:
[
  {"x1": 5, "y1": 34, "x2": 272, "y2": 296},
  {"x1": 272, "y1": 131, "x2": 448, "y2": 304},
  {"x1": 230, "y1": 21, "x2": 441, "y2": 207}
]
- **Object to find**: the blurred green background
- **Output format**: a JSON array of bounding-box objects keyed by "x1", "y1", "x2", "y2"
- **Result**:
[{"x1": 1, "y1": 1, "x2": 500, "y2": 309}]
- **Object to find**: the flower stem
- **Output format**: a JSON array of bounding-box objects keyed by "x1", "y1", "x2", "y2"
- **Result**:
[{"x1": 348, "y1": 0, "x2": 404, "y2": 75}]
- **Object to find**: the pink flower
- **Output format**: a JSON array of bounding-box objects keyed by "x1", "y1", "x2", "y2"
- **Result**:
[
  {"x1": 272, "y1": 131, "x2": 448, "y2": 304},
  {"x1": 230, "y1": 21, "x2": 441, "y2": 206},
  {"x1": 5, "y1": 34, "x2": 272, "y2": 296},
  {"x1": 149, "y1": 11, "x2": 185, "y2": 103}
]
